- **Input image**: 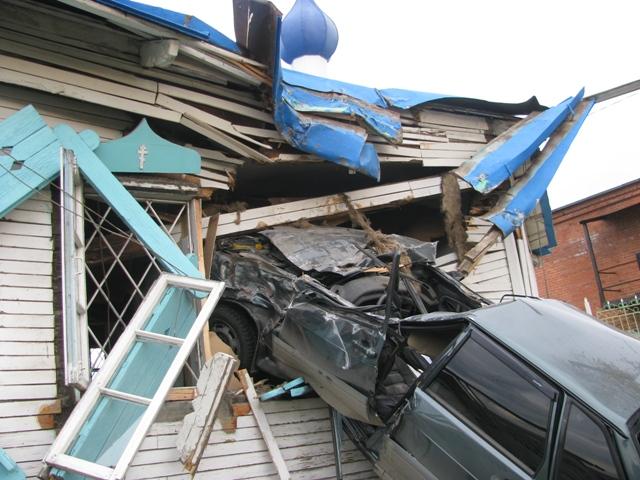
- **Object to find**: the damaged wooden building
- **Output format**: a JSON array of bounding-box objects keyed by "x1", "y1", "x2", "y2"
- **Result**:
[{"x1": 0, "y1": 0, "x2": 594, "y2": 478}]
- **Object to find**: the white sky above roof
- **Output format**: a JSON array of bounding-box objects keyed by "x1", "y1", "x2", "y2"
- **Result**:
[{"x1": 142, "y1": 0, "x2": 640, "y2": 208}]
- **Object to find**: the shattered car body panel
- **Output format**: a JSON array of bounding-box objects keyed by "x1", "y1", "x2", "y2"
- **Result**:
[
  {"x1": 211, "y1": 225, "x2": 484, "y2": 426},
  {"x1": 211, "y1": 229, "x2": 640, "y2": 479}
]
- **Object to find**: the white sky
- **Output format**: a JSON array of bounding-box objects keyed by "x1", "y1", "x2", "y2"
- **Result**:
[{"x1": 145, "y1": 0, "x2": 639, "y2": 208}]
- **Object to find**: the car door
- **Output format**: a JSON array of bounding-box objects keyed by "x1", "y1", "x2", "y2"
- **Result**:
[
  {"x1": 388, "y1": 329, "x2": 560, "y2": 479},
  {"x1": 552, "y1": 399, "x2": 626, "y2": 480},
  {"x1": 272, "y1": 289, "x2": 387, "y2": 425}
]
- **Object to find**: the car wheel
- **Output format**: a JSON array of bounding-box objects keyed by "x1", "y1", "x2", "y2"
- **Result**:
[{"x1": 209, "y1": 304, "x2": 257, "y2": 369}]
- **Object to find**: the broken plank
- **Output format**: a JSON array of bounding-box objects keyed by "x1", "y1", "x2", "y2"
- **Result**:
[
  {"x1": 203, "y1": 214, "x2": 219, "y2": 278},
  {"x1": 156, "y1": 94, "x2": 269, "y2": 149},
  {"x1": 0, "y1": 67, "x2": 180, "y2": 122},
  {"x1": 0, "y1": 52, "x2": 156, "y2": 104},
  {"x1": 240, "y1": 370, "x2": 290, "y2": 480},
  {"x1": 177, "y1": 353, "x2": 238, "y2": 472},
  {"x1": 158, "y1": 83, "x2": 272, "y2": 123},
  {"x1": 181, "y1": 116, "x2": 272, "y2": 164}
]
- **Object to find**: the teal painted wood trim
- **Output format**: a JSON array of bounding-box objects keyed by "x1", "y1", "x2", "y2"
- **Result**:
[
  {"x1": 54, "y1": 124, "x2": 203, "y2": 279},
  {"x1": 0, "y1": 448, "x2": 26, "y2": 480},
  {"x1": 0, "y1": 106, "x2": 61, "y2": 218},
  {"x1": 95, "y1": 119, "x2": 201, "y2": 174}
]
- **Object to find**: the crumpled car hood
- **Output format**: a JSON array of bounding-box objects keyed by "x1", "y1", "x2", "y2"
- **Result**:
[{"x1": 261, "y1": 226, "x2": 437, "y2": 276}]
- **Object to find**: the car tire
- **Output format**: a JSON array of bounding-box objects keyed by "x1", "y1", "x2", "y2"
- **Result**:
[{"x1": 209, "y1": 304, "x2": 257, "y2": 369}]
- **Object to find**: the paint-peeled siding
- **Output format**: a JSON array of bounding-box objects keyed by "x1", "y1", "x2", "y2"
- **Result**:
[
  {"x1": 0, "y1": 191, "x2": 59, "y2": 479},
  {"x1": 128, "y1": 397, "x2": 377, "y2": 480}
]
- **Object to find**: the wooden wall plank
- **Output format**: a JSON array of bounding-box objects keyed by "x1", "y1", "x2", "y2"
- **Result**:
[
  {"x1": 0, "y1": 369, "x2": 56, "y2": 386},
  {"x1": 0, "y1": 355, "x2": 55, "y2": 370},
  {"x1": 0, "y1": 328, "x2": 54, "y2": 342}
]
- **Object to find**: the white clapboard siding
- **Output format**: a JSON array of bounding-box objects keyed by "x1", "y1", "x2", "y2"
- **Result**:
[
  {"x1": 126, "y1": 397, "x2": 377, "y2": 480},
  {"x1": 0, "y1": 190, "x2": 58, "y2": 479},
  {"x1": 436, "y1": 217, "x2": 516, "y2": 304}
]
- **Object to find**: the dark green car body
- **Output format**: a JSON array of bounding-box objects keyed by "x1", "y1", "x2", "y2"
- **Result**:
[{"x1": 274, "y1": 296, "x2": 640, "y2": 479}]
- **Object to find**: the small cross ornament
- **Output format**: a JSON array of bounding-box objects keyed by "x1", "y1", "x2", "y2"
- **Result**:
[{"x1": 137, "y1": 144, "x2": 148, "y2": 170}]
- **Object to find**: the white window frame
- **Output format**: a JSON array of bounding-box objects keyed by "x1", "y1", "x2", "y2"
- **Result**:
[{"x1": 44, "y1": 273, "x2": 225, "y2": 480}]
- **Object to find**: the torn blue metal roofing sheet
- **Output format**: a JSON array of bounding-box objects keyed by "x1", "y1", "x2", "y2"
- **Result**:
[
  {"x1": 485, "y1": 100, "x2": 594, "y2": 237},
  {"x1": 93, "y1": 0, "x2": 242, "y2": 54},
  {"x1": 273, "y1": 18, "x2": 381, "y2": 179},
  {"x1": 456, "y1": 89, "x2": 585, "y2": 194},
  {"x1": 530, "y1": 191, "x2": 557, "y2": 256},
  {"x1": 282, "y1": 69, "x2": 544, "y2": 114},
  {"x1": 282, "y1": 84, "x2": 402, "y2": 143}
]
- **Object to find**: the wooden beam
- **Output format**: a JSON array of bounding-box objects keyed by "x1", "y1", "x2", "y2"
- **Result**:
[
  {"x1": 458, "y1": 228, "x2": 502, "y2": 276},
  {"x1": 203, "y1": 214, "x2": 220, "y2": 279},
  {"x1": 191, "y1": 198, "x2": 213, "y2": 362},
  {"x1": 239, "y1": 370, "x2": 290, "y2": 480},
  {"x1": 158, "y1": 83, "x2": 272, "y2": 123},
  {"x1": 201, "y1": 175, "x2": 462, "y2": 237}
]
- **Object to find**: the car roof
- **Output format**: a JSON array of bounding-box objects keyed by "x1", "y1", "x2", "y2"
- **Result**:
[{"x1": 468, "y1": 298, "x2": 640, "y2": 433}]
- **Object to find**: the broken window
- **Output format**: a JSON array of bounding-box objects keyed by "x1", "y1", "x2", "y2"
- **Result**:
[
  {"x1": 45, "y1": 274, "x2": 224, "y2": 480},
  {"x1": 83, "y1": 196, "x2": 198, "y2": 378}
]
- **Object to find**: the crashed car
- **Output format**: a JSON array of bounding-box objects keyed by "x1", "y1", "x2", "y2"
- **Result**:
[
  {"x1": 209, "y1": 226, "x2": 486, "y2": 370},
  {"x1": 210, "y1": 226, "x2": 640, "y2": 479}
]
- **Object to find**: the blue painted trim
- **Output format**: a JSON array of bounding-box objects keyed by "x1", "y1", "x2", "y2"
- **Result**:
[
  {"x1": 0, "y1": 105, "x2": 61, "y2": 218},
  {"x1": 0, "y1": 448, "x2": 26, "y2": 480},
  {"x1": 93, "y1": 0, "x2": 241, "y2": 53},
  {"x1": 487, "y1": 100, "x2": 594, "y2": 236},
  {"x1": 531, "y1": 191, "x2": 557, "y2": 256},
  {"x1": 95, "y1": 119, "x2": 201, "y2": 174},
  {"x1": 54, "y1": 124, "x2": 203, "y2": 279},
  {"x1": 460, "y1": 89, "x2": 584, "y2": 194}
]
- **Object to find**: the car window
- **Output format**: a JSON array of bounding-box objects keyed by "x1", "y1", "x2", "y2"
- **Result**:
[
  {"x1": 426, "y1": 334, "x2": 557, "y2": 474},
  {"x1": 556, "y1": 404, "x2": 620, "y2": 480}
]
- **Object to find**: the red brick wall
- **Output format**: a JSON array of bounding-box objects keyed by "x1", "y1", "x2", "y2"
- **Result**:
[{"x1": 535, "y1": 181, "x2": 640, "y2": 310}]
